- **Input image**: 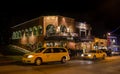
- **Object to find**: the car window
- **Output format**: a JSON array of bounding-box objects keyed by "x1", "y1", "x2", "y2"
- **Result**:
[
  {"x1": 44, "y1": 48, "x2": 54, "y2": 53},
  {"x1": 53, "y1": 48, "x2": 67, "y2": 53},
  {"x1": 53, "y1": 48, "x2": 60, "y2": 53},
  {"x1": 34, "y1": 48, "x2": 45, "y2": 53},
  {"x1": 59, "y1": 48, "x2": 67, "y2": 52}
]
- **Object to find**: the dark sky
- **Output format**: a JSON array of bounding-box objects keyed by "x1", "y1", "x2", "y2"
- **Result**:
[{"x1": 1, "y1": 0, "x2": 120, "y2": 39}]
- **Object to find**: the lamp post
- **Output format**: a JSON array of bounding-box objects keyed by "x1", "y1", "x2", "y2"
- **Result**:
[
  {"x1": 107, "y1": 32, "x2": 111, "y2": 49},
  {"x1": 108, "y1": 33, "x2": 111, "y2": 36}
]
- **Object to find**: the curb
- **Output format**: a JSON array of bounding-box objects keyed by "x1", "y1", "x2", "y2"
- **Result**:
[
  {"x1": 0, "y1": 60, "x2": 17, "y2": 65},
  {"x1": 0, "y1": 56, "x2": 22, "y2": 65}
]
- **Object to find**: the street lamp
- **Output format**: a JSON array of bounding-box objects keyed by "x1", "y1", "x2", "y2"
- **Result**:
[
  {"x1": 107, "y1": 32, "x2": 111, "y2": 50},
  {"x1": 108, "y1": 33, "x2": 111, "y2": 36}
]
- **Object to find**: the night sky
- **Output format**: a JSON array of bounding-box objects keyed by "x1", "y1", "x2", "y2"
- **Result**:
[{"x1": 1, "y1": 0, "x2": 120, "y2": 43}]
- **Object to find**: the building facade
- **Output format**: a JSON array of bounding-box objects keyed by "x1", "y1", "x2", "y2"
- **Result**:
[
  {"x1": 75, "y1": 22, "x2": 94, "y2": 53},
  {"x1": 11, "y1": 15, "x2": 106, "y2": 53},
  {"x1": 94, "y1": 37, "x2": 107, "y2": 50},
  {"x1": 107, "y1": 35, "x2": 119, "y2": 51},
  {"x1": 11, "y1": 15, "x2": 76, "y2": 51}
]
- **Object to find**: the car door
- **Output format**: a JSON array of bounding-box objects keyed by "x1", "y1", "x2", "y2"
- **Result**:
[
  {"x1": 96, "y1": 50, "x2": 100, "y2": 58},
  {"x1": 98, "y1": 50, "x2": 103, "y2": 58},
  {"x1": 52, "y1": 48, "x2": 61, "y2": 61},
  {"x1": 43, "y1": 48, "x2": 54, "y2": 62},
  {"x1": 52, "y1": 48, "x2": 68, "y2": 61}
]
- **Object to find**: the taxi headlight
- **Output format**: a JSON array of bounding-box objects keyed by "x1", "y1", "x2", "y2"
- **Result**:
[
  {"x1": 88, "y1": 54, "x2": 91, "y2": 57},
  {"x1": 81, "y1": 54, "x2": 84, "y2": 57},
  {"x1": 27, "y1": 55, "x2": 34, "y2": 58}
]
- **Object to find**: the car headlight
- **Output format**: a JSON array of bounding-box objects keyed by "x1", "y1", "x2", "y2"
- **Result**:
[
  {"x1": 27, "y1": 55, "x2": 34, "y2": 58},
  {"x1": 81, "y1": 54, "x2": 84, "y2": 57},
  {"x1": 88, "y1": 54, "x2": 91, "y2": 57}
]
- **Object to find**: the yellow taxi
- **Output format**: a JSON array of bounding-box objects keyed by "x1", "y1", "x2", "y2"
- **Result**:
[
  {"x1": 22, "y1": 47, "x2": 70, "y2": 65},
  {"x1": 81, "y1": 50, "x2": 107, "y2": 60}
]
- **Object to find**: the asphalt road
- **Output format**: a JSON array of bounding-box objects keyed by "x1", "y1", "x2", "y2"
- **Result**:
[{"x1": 0, "y1": 56, "x2": 120, "y2": 74}]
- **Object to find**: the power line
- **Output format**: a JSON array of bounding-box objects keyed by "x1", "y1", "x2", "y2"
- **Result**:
[{"x1": 111, "y1": 25, "x2": 120, "y2": 33}]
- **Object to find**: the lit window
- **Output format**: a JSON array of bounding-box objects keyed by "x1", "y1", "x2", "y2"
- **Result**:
[
  {"x1": 12, "y1": 32, "x2": 16, "y2": 39},
  {"x1": 60, "y1": 25, "x2": 67, "y2": 33},
  {"x1": 25, "y1": 29, "x2": 29, "y2": 37},
  {"x1": 112, "y1": 39, "x2": 115, "y2": 43},
  {"x1": 46, "y1": 24, "x2": 56, "y2": 36},
  {"x1": 21, "y1": 30, "x2": 24, "y2": 37},
  {"x1": 38, "y1": 25, "x2": 43, "y2": 35},
  {"x1": 29, "y1": 28, "x2": 32, "y2": 36},
  {"x1": 80, "y1": 23, "x2": 86, "y2": 29},
  {"x1": 16, "y1": 31, "x2": 19, "y2": 39},
  {"x1": 19, "y1": 31, "x2": 22, "y2": 38},
  {"x1": 33, "y1": 26, "x2": 38, "y2": 36}
]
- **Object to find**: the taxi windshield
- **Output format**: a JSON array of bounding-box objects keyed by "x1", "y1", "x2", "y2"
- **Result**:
[{"x1": 34, "y1": 48, "x2": 45, "y2": 53}]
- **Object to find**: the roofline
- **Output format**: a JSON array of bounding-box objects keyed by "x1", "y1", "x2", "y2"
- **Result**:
[
  {"x1": 36, "y1": 15, "x2": 75, "y2": 20},
  {"x1": 11, "y1": 15, "x2": 75, "y2": 29},
  {"x1": 10, "y1": 16, "x2": 41, "y2": 28}
]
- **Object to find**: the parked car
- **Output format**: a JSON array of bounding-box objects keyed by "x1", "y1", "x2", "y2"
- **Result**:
[
  {"x1": 99, "y1": 49, "x2": 112, "y2": 56},
  {"x1": 81, "y1": 50, "x2": 107, "y2": 60},
  {"x1": 111, "y1": 51, "x2": 120, "y2": 56},
  {"x1": 22, "y1": 47, "x2": 70, "y2": 65}
]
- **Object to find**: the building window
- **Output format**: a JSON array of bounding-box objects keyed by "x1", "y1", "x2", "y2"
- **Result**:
[
  {"x1": 29, "y1": 28, "x2": 32, "y2": 36},
  {"x1": 25, "y1": 29, "x2": 29, "y2": 37},
  {"x1": 16, "y1": 31, "x2": 19, "y2": 39},
  {"x1": 38, "y1": 25, "x2": 43, "y2": 35},
  {"x1": 12, "y1": 32, "x2": 16, "y2": 39},
  {"x1": 21, "y1": 30, "x2": 25, "y2": 37},
  {"x1": 46, "y1": 24, "x2": 56, "y2": 36},
  {"x1": 81, "y1": 31, "x2": 85, "y2": 37},
  {"x1": 33, "y1": 26, "x2": 38, "y2": 36},
  {"x1": 18, "y1": 31, "x2": 22, "y2": 39},
  {"x1": 60, "y1": 25, "x2": 67, "y2": 33}
]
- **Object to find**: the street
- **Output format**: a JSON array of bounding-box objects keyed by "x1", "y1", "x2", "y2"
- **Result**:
[{"x1": 0, "y1": 56, "x2": 120, "y2": 74}]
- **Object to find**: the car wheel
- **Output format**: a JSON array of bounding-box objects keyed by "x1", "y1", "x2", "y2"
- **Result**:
[
  {"x1": 35, "y1": 58, "x2": 42, "y2": 66},
  {"x1": 61, "y1": 57, "x2": 66, "y2": 63}
]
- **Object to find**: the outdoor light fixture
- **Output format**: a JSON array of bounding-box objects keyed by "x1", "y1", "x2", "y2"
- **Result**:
[
  {"x1": 67, "y1": 28, "x2": 70, "y2": 32},
  {"x1": 21, "y1": 33, "x2": 27, "y2": 44},
  {"x1": 108, "y1": 33, "x2": 111, "y2": 36}
]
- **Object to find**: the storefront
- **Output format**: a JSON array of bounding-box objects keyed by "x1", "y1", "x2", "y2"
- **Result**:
[{"x1": 11, "y1": 15, "x2": 76, "y2": 51}]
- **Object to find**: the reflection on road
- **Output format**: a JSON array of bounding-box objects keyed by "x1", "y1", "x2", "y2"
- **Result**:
[
  {"x1": 79, "y1": 60, "x2": 93, "y2": 64},
  {"x1": 69, "y1": 60, "x2": 94, "y2": 65},
  {"x1": 0, "y1": 56, "x2": 120, "y2": 74}
]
